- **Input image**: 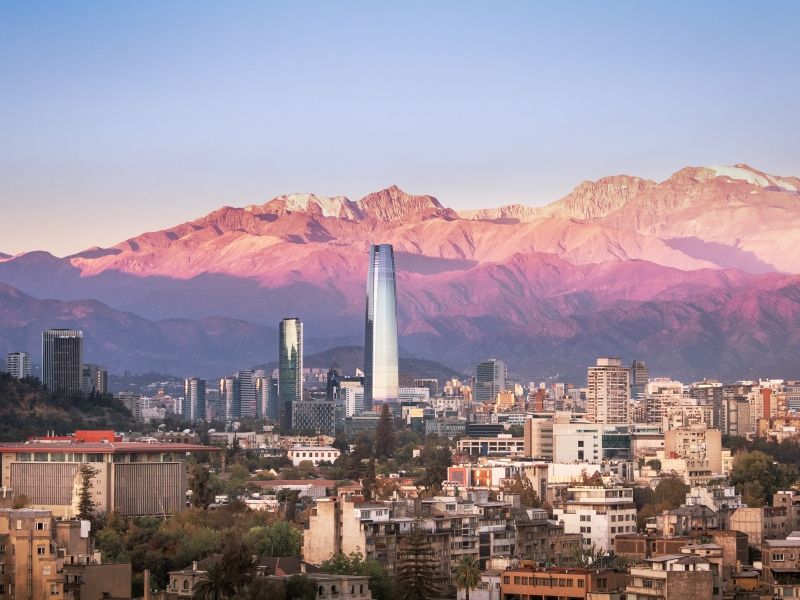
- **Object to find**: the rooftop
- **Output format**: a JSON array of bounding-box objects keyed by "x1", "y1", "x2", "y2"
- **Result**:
[{"x1": 0, "y1": 441, "x2": 218, "y2": 454}]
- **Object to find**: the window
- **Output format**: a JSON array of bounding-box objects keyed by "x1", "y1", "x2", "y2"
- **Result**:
[
  {"x1": 50, "y1": 585, "x2": 58, "y2": 595},
  {"x1": 37, "y1": 546, "x2": 46, "y2": 556},
  {"x1": 773, "y1": 553, "x2": 785, "y2": 561},
  {"x1": 36, "y1": 522, "x2": 45, "y2": 530}
]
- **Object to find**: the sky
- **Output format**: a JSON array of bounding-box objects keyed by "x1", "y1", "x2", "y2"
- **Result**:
[{"x1": 1, "y1": 1, "x2": 799, "y2": 256}]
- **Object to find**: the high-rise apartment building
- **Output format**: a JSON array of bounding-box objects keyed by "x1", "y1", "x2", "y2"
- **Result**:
[
  {"x1": 5, "y1": 351, "x2": 31, "y2": 379},
  {"x1": 475, "y1": 359, "x2": 507, "y2": 404},
  {"x1": 116, "y1": 391, "x2": 143, "y2": 422},
  {"x1": 587, "y1": 357, "x2": 631, "y2": 424},
  {"x1": 236, "y1": 369, "x2": 256, "y2": 419},
  {"x1": 219, "y1": 376, "x2": 240, "y2": 421},
  {"x1": 183, "y1": 378, "x2": 206, "y2": 422},
  {"x1": 81, "y1": 363, "x2": 108, "y2": 395},
  {"x1": 279, "y1": 318, "x2": 303, "y2": 429},
  {"x1": 41, "y1": 329, "x2": 83, "y2": 394},
  {"x1": 363, "y1": 244, "x2": 399, "y2": 413},
  {"x1": 255, "y1": 373, "x2": 278, "y2": 420}
]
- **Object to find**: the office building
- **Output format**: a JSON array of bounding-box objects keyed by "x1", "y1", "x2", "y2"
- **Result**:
[
  {"x1": 5, "y1": 351, "x2": 31, "y2": 379},
  {"x1": 255, "y1": 373, "x2": 278, "y2": 420},
  {"x1": 81, "y1": 363, "x2": 108, "y2": 395},
  {"x1": 475, "y1": 359, "x2": 507, "y2": 404},
  {"x1": 41, "y1": 329, "x2": 83, "y2": 394},
  {"x1": 631, "y1": 359, "x2": 649, "y2": 400},
  {"x1": 183, "y1": 378, "x2": 206, "y2": 422},
  {"x1": 219, "y1": 376, "x2": 240, "y2": 421},
  {"x1": 341, "y1": 385, "x2": 365, "y2": 417},
  {"x1": 414, "y1": 378, "x2": 439, "y2": 398},
  {"x1": 116, "y1": 391, "x2": 143, "y2": 422},
  {"x1": 292, "y1": 400, "x2": 336, "y2": 435},
  {"x1": 279, "y1": 317, "x2": 303, "y2": 429},
  {"x1": 363, "y1": 243, "x2": 399, "y2": 413},
  {"x1": 236, "y1": 369, "x2": 256, "y2": 419},
  {"x1": 587, "y1": 357, "x2": 631, "y2": 424}
]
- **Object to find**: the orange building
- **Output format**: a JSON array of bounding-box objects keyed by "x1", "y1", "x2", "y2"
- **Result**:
[{"x1": 500, "y1": 566, "x2": 626, "y2": 599}]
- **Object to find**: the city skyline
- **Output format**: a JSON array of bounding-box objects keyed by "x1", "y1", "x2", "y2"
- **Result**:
[{"x1": 1, "y1": 2, "x2": 799, "y2": 255}]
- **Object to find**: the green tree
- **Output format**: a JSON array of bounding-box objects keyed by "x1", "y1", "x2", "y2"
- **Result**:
[
  {"x1": 219, "y1": 530, "x2": 254, "y2": 593},
  {"x1": 285, "y1": 574, "x2": 316, "y2": 600},
  {"x1": 454, "y1": 555, "x2": 481, "y2": 600},
  {"x1": 244, "y1": 578, "x2": 287, "y2": 600},
  {"x1": 645, "y1": 459, "x2": 662, "y2": 471},
  {"x1": 77, "y1": 463, "x2": 99, "y2": 520},
  {"x1": 374, "y1": 404, "x2": 396, "y2": 459},
  {"x1": 653, "y1": 477, "x2": 689, "y2": 507},
  {"x1": 245, "y1": 521, "x2": 301, "y2": 557},
  {"x1": 500, "y1": 475, "x2": 541, "y2": 508},
  {"x1": 193, "y1": 561, "x2": 236, "y2": 600},
  {"x1": 362, "y1": 457, "x2": 377, "y2": 501},
  {"x1": 276, "y1": 489, "x2": 300, "y2": 522},
  {"x1": 190, "y1": 464, "x2": 216, "y2": 508},
  {"x1": 418, "y1": 445, "x2": 451, "y2": 492},
  {"x1": 396, "y1": 528, "x2": 440, "y2": 600},
  {"x1": 730, "y1": 450, "x2": 798, "y2": 506}
]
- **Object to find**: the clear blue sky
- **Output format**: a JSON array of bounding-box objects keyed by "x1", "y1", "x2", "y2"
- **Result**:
[{"x1": 1, "y1": 1, "x2": 798, "y2": 256}]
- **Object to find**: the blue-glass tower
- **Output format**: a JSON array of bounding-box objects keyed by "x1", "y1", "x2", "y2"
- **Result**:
[{"x1": 364, "y1": 244, "x2": 399, "y2": 412}]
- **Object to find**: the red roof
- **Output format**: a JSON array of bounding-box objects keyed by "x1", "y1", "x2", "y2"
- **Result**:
[{"x1": 0, "y1": 441, "x2": 219, "y2": 454}]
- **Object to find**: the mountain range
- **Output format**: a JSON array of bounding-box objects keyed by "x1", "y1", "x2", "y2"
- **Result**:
[{"x1": 2, "y1": 163, "x2": 800, "y2": 382}]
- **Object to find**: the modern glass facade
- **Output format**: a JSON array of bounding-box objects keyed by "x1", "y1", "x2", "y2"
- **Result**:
[
  {"x1": 364, "y1": 244, "x2": 399, "y2": 412},
  {"x1": 183, "y1": 377, "x2": 206, "y2": 422},
  {"x1": 41, "y1": 329, "x2": 83, "y2": 394},
  {"x1": 279, "y1": 317, "x2": 303, "y2": 429}
]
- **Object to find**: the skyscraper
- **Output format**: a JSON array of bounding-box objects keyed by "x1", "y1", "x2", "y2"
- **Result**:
[
  {"x1": 587, "y1": 357, "x2": 631, "y2": 424},
  {"x1": 236, "y1": 369, "x2": 256, "y2": 419},
  {"x1": 630, "y1": 360, "x2": 649, "y2": 401},
  {"x1": 219, "y1": 376, "x2": 240, "y2": 421},
  {"x1": 41, "y1": 329, "x2": 83, "y2": 394},
  {"x1": 363, "y1": 243, "x2": 399, "y2": 413},
  {"x1": 475, "y1": 359, "x2": 507, "y2": 404},
  {"x1": 184, "y1": 378, "x2": 206, "y2": 422},
  {"x1": 279, "y1": 317, "x2": 303, "y2": 430},
  {"x1": 81, "y1": 363, "x2": 108, "y2": 395},
  {"x1": 6, "y1": 352, "x2": 31, "y2": 379}
]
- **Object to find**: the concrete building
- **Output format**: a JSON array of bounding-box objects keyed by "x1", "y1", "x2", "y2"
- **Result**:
[
  {"x1": 457, "y1": 436, "x2": 525, "y2": 457},
  {"x1": 287, "y1": 446, "x2": 340, "y2": 467},
  {"x1": 664, "y1": 425, "x2": 722, "y2": 475},
  {"x1": 587, "y1": 357, "x2": 631, "y2": 424},
  {"x1": 0, "y1": 430, "x2": 216, "y2": 517},
  {"x1": 763, "y1": 536, "x2": 800, "y2": 599},
  {"x1": 80, "y1": 364, "x2": 107, "y2": 395},
  {"x1": 292, "y1": 400, "x2": 336, "y2": 435},
  {"x1": 41, "y1": 329, "x2": 83, "y2": 394},
  {"x1": 551, "y1": 421, "x2": 632, "y2": 463},
  {"x1": 513, "y1": 508, "x2": 582, "y2": 567},
  {"x1": 236, "y1": 369, "x2": 257, "y2": 419},
  {"x1": 116, "y1": 392, "x2": 143, "y2": 422},
  {"x1": 625, "y1": 555, "x2": 715, "y2": 600},
  {"x1": 500, "y1": 566, "x2": 627, "y2": 599},
  {"x1": 182, "y1": 378, "x2": 206, "y2": 422},
  {"x1": 523, "y1": 418, "x2": 554, "y2": 461},
  {"x1": 552, "y1": 485, "x2": 637, "y2": 552},
  {"x1": 5, "y1": 351, "x2": 31, "y2": 379}
]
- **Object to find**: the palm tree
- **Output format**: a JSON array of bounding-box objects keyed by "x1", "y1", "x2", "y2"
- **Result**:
[
  {"x1": 193, "y1": 561, "x2": 236, "y2": 600},
  {"x1": 454, "y1": 555, "x2": 481, "y2": 600}
]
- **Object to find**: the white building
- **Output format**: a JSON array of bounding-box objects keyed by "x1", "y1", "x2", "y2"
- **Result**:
[
  {"x1": 398, "y1": 387, "x2": 430, "y2": 403},
  {"x1": 553, "y1": 485, "x2": 636, "y2": 551},
  {"x1": 287, "y1": 446, "x2": 341, "y2": 466},
  {"x1": 587, "y1": 357, "x2": 631, "y2": 424},
  {"x1": 341, "y1": 385, "x2": 365, "y2": 417},
  {"x1": 5, "y1": 351, "x2": 31, "y2": 379}
]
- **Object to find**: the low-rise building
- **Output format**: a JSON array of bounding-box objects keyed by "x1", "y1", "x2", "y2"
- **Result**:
[
  {"x1": 287, "y1": 446, "x2": 341, "y2": 466},
  {"x1": 625, "y1": 555, "x2": 716, "y2": 600},
  {"x1": 500, "y1": 566, "x2": 626, "y2": 599}
]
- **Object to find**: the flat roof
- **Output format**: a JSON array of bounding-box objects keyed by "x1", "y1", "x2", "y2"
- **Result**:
[{"x1": 0, "y1": 441, "x2": 219, "y2": 454}]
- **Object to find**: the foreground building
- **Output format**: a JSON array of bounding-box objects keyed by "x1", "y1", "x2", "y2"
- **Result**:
[
  {"x1": 0, "y1": 430, "x2": 216, "y2": 517},
  {"x1": 553, "y1": 485, "x2": 636, "y2": 551}
]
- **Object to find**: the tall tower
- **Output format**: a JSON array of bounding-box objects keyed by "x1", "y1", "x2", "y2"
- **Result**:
[
  {"x1": 6, "y1": 352, "x2": 31, "y2": 379},
  {"x1": 236, "y1": 369, "x2": 256, "y2": 419},
  {"x1": 183, "y1": 378, "x2": 206, "y2": 422},
  {"x1": 41, "y1": 329, "x2": 83, "y2": 394},
  {"x1": 363, "y1": 244, "x2": 399, "y2": 413},
  {"x1": 279, "y1": 317, "x2": 303, "y2": 430},
  {"x1": 475, "y1": 359, "x2": 507, "y2": 404},
  {"x1": 587, "y1": 357, "x2": 631, "y2": 424}
]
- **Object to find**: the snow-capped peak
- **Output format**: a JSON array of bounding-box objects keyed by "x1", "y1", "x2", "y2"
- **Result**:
[{"x1": 707, "y1": 164, "x2": 797, "y2": 192}]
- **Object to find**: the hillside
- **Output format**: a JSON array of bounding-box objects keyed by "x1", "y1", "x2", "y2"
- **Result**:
[{"x1": 0, "y1": 374, "x2": 136, "y2": 441}]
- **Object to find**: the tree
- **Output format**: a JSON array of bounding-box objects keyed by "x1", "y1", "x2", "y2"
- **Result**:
[
  {"x1": 396, "y1": 528, "x2": 440, "y2": 600},
  {"x1": 730, "y1": 450, "x2": 798, "y2": 506},
  {"x1": 362, "y1": 458, "x2": 377, "y2": 501},
  {"x1": 193, "y1": 561, "x2": 236, "y2": 600},
  {"x1": 374, "y1": 404, "x2": 396, "y2": 459},
  {"x1": 244, "y1": 578, "x2": 286, "y2": 600},
  {"x1": 245, "y1": 521, "x2": 301, "y2": 557},
  {"x1": 190, "y1": 464, "x2": 215, "y2": 508},
  {"x1": 285, "y1": 574, "x2": 316, "y2": 600},
  {"x1": 500, "y1": 475, "x2": 541, "y2": 508},
  {"x1": 77, "y1": 463, "x2": 99, "y2": 520},
  {"x1": 418, "y1": 445, "x2": 451, "y2": 492},
  {"x1": 219, "y1": 530, "x2": 254, "y2": 594},
  {"x1": 276, "y1": 489, "x2": 300, "y2": 522},
  {"x1": 454, "y1": 555, "x2": 481, "y2": 600},
  {"x1": 645, "y1": 459, "x2": 662, "y2": 471}
]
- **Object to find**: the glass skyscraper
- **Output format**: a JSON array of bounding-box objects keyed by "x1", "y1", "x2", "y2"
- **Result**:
[
  {"x1": 279, "y1": 317, "x2": 303, "y2": 430},
  {"x1": 364, "y1": 244, "x2": 399, "y2": 412},
  {"x1": 183, "y1": 377, "x2": 207, "y2": 422},
  {"x1": 41, "y1": 329, "x2": 83, "y2": 394}
]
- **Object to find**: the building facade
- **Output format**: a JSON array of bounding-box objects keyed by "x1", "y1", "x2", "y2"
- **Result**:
[
  {"x1": 5, "y1": 351, "x2": 31, "y2": 379},
  {"x1": 363, "y1": 244, "x2": 399, "y2": 413},
  {"x1": 41, "y1": 329, "x2": 83, "y2": 394},
  {"x1": 475, "y1": 359, "x2": 507, "y2": 405},
  {"x1": 587, "y1": 357, "x2": 631, "y2": 424},
  {"x1": 183, "y1": 378, "x2": 206, "y2": 422},
  {"x1": 279, "y1": 318, "x2": 304, "y2": 429}
]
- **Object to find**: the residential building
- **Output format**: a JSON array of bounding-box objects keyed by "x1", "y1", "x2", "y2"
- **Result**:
[
  {"x1": 279, "y1": 318, "x2": 304, "y2": 429},
  {"x1": 664, "y1": 425, "x2": 722, "y2": 475},
  {"x1": 5, "y1": 351, "x2": 31, "y2": 379},
  {"x1": 116, "y1": 391, "x2": 143, "y2": 422},
  {"x1": 625, "y1": 555, "x2": 715, "y2": 600},
  {"x1": 553, "y1": 485, "x2": 637, "y2": 551},
  {"x1": 41, "y1": 329, "x2": 83, "y2": 394},
  {"x1": 80, "y1": 363, "x2": 107, "y2": 395},
  {"x1": 219, "y1": 376, "x2": 240, "y2": 421},
  {"x1": 587, "y1": 357, "x2": 631, "y2": 424},
  {"x1": 414, "y1": 378, "x2": 439, "y2": 398},
  {"x1": 523, "y1": 418, "x2": 554, "y2": 461},
  {"x1": 513, "y1": 508, "x2": 582, "y2": 567},
  {"x1": 500, "y1": 566, "x2": 627, "y2": 599},
  {"x1": 363, "y1": 243, "x2": 399, "y2": 413},
  {"x1": 236, "y1": 369, "x2": 257, "y2": 419},
  {"x1": 631, "y1": 359, "x2": 649, "y2": 401},
  {"x1": 475, "y1": 359, "x2": 506, "y2": 404},
  {"x1": 457, "y1": 436, "x2": 525, "y2": 456},
  {"x1": 763, "y1": 536, "x2": 800, "y2": 599}
]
